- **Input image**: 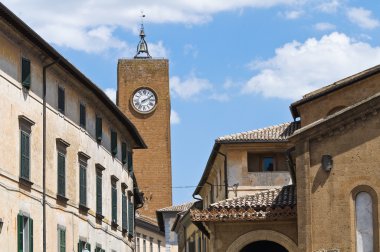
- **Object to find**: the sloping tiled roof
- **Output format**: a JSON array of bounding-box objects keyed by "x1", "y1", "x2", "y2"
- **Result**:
[
  {"x1": 157, "y1": 201, "x2": 194, "y2": 212},
  {"x1": 216, "y1": 122, "x2": 300, "y2": 143},
  {"x1": 191, "y1": 185, "x2": 296, "y2": 222}
]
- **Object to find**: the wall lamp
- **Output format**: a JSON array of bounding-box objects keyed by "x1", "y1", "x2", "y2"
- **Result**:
[{"x1": 322, "y1": 155, "x2": 333, "y2": 172}]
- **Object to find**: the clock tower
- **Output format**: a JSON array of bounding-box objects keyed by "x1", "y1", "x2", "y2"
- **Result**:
[{"x1": 117, "y1": 24, "x2": 172, "y2": 218}]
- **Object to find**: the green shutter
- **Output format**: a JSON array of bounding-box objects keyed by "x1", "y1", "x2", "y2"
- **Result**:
[
  {"x1": 127, "y1": 200, "x2": 134, "y2": 236},
  {"x1": 80, "y1": 104, "x2": 86, "y2": 128},
  {"x1": 122, "y1": 142, "x2": 127, "y2": 164},
  {"x1": 58, "y1": 87, "x2": 65, "y2": 113},
  {"x1": 20, "y1": 131, "x2": 30, "y2": 180},
  {"x1": 21, "y1": 58, "x2": 31, "y2": 89},
  {"x1": 127, "y1": 151, "x2": 133, "y2": 172},
  {"x1": 80, "y1": 165, "x2": 86, "y2": 206},
  {"x1": 96, "y1": 173, "x2": 102, "y2": 215},
  {"x1": 87, "y1": 243, "x2": 91, "y2": 251},
  {"x1": 111, "y1": 131, "x2": 117, "y2": 156},
  {"x1": 59, "y1": 229, "x2": 66, "y2": 252},
  {"x1": 112, "y1": 184, "x2": 117, "y2": 222},
  {"x1": 122, "y1": 193, "x2": 127, "y2": 230},
  {"x1": 20, "y1": 132, "x2": 25, "y2": 178},
  {"x1": 96, "y1": 117, "x2": 102, "y2": 142},
  {"x1": 17, "y1": 214, "x2": 23, "y2": 252},
  {"x1": 29, "y1": 217, "x2": 33, "y2": 252},
  {"x1": 78, "y1": 241, "x2": 82, "y2": 252},
  {"x1": 58, "y1": 153, "x2": 65, "y2": 196}
]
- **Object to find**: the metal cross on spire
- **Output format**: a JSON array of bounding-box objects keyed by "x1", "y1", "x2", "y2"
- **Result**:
[{"x1": 134, "y1": 12, "x2": 151, "y2": 58}]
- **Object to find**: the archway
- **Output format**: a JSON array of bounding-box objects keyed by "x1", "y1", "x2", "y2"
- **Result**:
[{"x1": 240, "y1": 240, "x2": 288, "y2": 252}]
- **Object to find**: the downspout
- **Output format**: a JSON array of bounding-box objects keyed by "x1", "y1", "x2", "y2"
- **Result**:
[
  {"x1": 42, "y1": 59, "x2": 59, "y2": 252},
  {"x1": 216, "y1": 151, "x2": 228, "y2": 199}
]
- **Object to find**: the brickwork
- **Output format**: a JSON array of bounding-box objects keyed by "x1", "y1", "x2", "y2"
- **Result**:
[{"x1": 117, "y1": 59, "x2": 172, "y2": 218}]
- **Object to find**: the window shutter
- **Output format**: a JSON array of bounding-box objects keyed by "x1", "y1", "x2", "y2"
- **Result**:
[
  {"x1": 60, "y1": 229, "x2": 66, "y2": 252},
  {"x1": 58, "y1": 153, "x2": 65, "y2": 196},
  {"x1": 127, "y1": 151, "x2": 133, "y2": 172},
  {"x1": 58, "y1": 87, "x2": 65, "y2": 113},
  {"x1": 29, "y1": 217, "x2": 33, "y2": 252},
  {"x1": 17, "y1": 214, "x2": 23, "y2": 252},
  {"x1": 111, "y1": 130, "x2": 117, "y2": 156},
  {"x1": 80, "y1": 165, "x2": 87, "y2": 205},
  {"x1": 80, "y1": 104, "x2": 86, "y2": 128},
  {"x1": 112, "y1": 185, "x2": 117, "y2": 222},
  {"x1": 25, "y1": 133, "x2": 30, "y2": 179},
  {"x1": 127, "y1": 200, "x2": 134, "y2": 236},
  {"x1": 78, "y1": 241, "x2": 82, "y2": 252},
  {"x1": 122, "y1": 193, "x2": 127, "y2": 230},
  {"x1": 20, "y1": 132, "x2": 25, "y2": 178},
  {"x1": 122, "y1": 142, "x2": 127, "y2": 164},
  {"x1": 20, "y1": 132, "x2": 30, "y2": 180},
  {"x1": 96, "y1": 117, "x2": 102, "y2": 142},
  {"x1": 87, "y1": 243, "x2": 91, "y2": 251},
  {"x1": 96, "y1": 174, "x2": 102, "y2": 214},
  {"x1": 21, "y1": 58, "x2": 31, "y2": 89}
]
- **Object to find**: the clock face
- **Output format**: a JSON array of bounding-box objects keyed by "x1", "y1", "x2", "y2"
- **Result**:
[{"x1": 131, "y1": 88, "x2": 157, "y2": 113}]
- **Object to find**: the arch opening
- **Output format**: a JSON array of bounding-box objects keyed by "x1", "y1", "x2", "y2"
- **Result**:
[{"x1": 240, "y1": 240, "x2": 289, "y2": 252}]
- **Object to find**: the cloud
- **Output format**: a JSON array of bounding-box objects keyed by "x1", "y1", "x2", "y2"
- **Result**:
[
  {"x1": 347, "y1": 7, "x2": 380, "y2": 29},
  {"x1": 314, "y1": 22, "x2": 336, "y2": 31},
  {"x1": 281, "y1": 10, "x2": 304, "y2": 20},
  {"x1": 242, "y1": 32, "x2": 380, "y2": 100},
  {"x1": 316, "y1": 0, "x2": 341, "y2": 13},
  {"x1": 184, "y1": 44, "x2": 199, "y2": 59},
  {"x1": 171, "y1": 110, "x2": 181, "y2": 124},
  {"x1": 2, "y1": 0, "x2": 302, "y2": 53},
  {"x1": 104, "y1": 88, "x2": 116, "y2": 103},
  {"x1": 209, "y1": 93, "x2": 230, "y2": 102},
  {"x1": 148, "y1": 41, "x2": 169, "y2": 58},
  {"x1": 170, "y1": 74, "x2": 213, "y2": 100}
]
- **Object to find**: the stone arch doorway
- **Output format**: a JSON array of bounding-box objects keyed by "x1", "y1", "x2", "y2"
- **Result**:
[{"x1": 240, "y1": 240, "x2": 288, "y2": 252}]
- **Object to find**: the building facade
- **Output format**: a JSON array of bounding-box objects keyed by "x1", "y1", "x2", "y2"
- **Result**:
[
  {"x1": 0, "y1": 3, "x2": 145, "y2": 251},
  {"x1": 186, "y1": 64, "x2": 380, "y2": 251}
]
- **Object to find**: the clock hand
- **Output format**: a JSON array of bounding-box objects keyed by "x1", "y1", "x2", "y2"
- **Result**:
[{"x1": 141, "y1": 95, "x2": 154, "y2": 103}]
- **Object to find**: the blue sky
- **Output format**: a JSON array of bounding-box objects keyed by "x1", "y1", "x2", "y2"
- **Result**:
[{"x1": 4, "y1": 0, "x2": 380, "y2": 204}]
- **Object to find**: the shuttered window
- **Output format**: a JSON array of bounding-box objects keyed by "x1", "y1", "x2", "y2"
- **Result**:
[
  {"x1": 58, "y1": 86, "x2": 65, "y2": 114},
  {"x1": 96, "y1": 116, "x2": 102, "y2": 142},
  {"x1": 79, "y1": 164, "x2": 87, "y2": 206},
  {"x1": 21, "y1": 58, "x2": 31, "y2": 89},
  {"x1": 78, "y1": 240, "x2": 90, "y2": 252},
  {"x1": 127, "y1": 150, "x2": 133, "y2": 173},
  {"x1": 122, "y1": 192, "x2": 127, "y2": 231},
  {"x1": 20, "y1": 131, "x2": 30, "y2": 180},
  {"x1": 96, "y1": 172, "x2": 102, "y2": 215},
  {"x1": 127, "y1": 199, "x2": 134, "y2": 236},
  {"x1": 122, "y1": 142, "x2": 127, "y2": 164},
  {"x1": 57, "y1": 152, "x2": 66, "y2": 196},
  {"x1": 58, "y1": 227, "x2": 66, "y2": 252},
  {"x1": 111, "y1": 130, "x2": 117, "y2": 156},
  {"x1": 112, "y1": 181, "x2": 117, "y2": 223},
  {"x1": 17, "y1": 214, "x2": 33, "y2": 252},
  {"x1": 79, "y1": 103, "x2": 86, "y2": 128}
]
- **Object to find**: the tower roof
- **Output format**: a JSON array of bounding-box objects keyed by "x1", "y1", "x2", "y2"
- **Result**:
[{"x1": 134, "y1": 14, "x2": 151, "y2": 59}]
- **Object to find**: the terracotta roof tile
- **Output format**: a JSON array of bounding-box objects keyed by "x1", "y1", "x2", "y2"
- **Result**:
[
  {"x1": 216, "y1": 122, "x2": 300, "y2": 143},
  {"x1": 157, "y1": 201, "x2": 194, "y2": 212}
]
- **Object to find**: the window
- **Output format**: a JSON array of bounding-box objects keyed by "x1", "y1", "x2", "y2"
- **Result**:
[
  {"x1": 57, "y1": 152, "x2": 66, "y2": 196},
  {"x1": 127, "y1": 150, "x2": 133, "y2": 172},
  {"x1": 111, "y1": 177, "x2": 118, "y2": 224},
  {"x1": 127, "y1": 196, "x2": 134, "y2": 236},
  {"x1": 17, "y1": 214, "x2": 33, "y2": 252},
  {"x1": 143, "y1": 235, "x2": 147, "y2": 252},
  {"x1": 79, "y1": 162, "x2": 87, "y2": 207},
  {"x1": 96, "y1": 171, "x2": 102, "y2": 216},
  {"x1": 247, "y1": 153, "x2": 275, "y2": 172},
  {"x1": 96, "y1": 116, "x2": 102, "y2": 142},
  {"x1": 20, "y1": 130, "x2": 30, "y2": 180},
  {"x1": 111, "y1": 130, "x2": 117, "y2": 156},
  {"x1": 122, "y1": 189, "x2": 127, "y2": 231},
  {"x1": 21, "y1": 57, "x2": 31, "y2": 89},
  {"x1": 356, "y1": 192, "x2": 374, "y2": 252},
  {"x1": 136, "y1": 237, "x2": 140, "y2": 252},
  {"x1": 58, "y1": 226, "x2": 66, "y2": 252},
  {"x1": 58, "y1": 86, "x2": 65, "y2": 114},
  {"x1": 149, "y1": 237, "x2": 153, "y2": 252},
  {"x1": 95, "y1": 246, "x2": 105, "y2": 252},
  {"x1": 122, "y1": 142, "x2": 127, "y2": 164},
  {"x1": 79, "y1": 103, "x2": 86, "y2": 128},
  {"x1": 158, "y1": 240, "x2": 161, "y2": 252},
  {"x1": 78, "y1": 240, "x2": 90, "y2": 252}
]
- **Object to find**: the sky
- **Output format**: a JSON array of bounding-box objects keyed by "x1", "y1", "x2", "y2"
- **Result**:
[{"x1": 3, "y1": 0, "x2": 380, "y2": 205}]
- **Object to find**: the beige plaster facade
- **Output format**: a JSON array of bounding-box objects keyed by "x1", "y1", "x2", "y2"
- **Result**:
[{"x1": 0, "y1": 4, "x2": 145, "y2": 252}]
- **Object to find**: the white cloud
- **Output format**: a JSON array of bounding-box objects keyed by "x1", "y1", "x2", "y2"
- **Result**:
[
  {"x1": 316, "y1": 0, "x2": 341, "y2": 13},
  {"x1": 314, "y1": 22, "x2": 336, "y2": 31},
  {"x1": 148, "y1": 41, "x2": 169, "y2": 58},
  {"x1": 209, "y1": 93, "x2": 230, "y2": 102},
  {"x1": 281, "y1": 10, "x2": 304, "y2": 20},
  {"x1": 347, "y1": 7, "x2": 380, "y2": 30},
  {"x1": 171, "y1": 110, "x2": 181, "y2": 125},
  {"x1": 184, "y1": 44, "x2": 199, "y2": 58},
  {"x1": 242, "y1": 32, "x2": 380, "y2": 100},
  {"x1": 170, "y1": 74, "x2": 213, "y2": 100},
  {"x1": 104, "y1": 88, "x2": 116, "y2": 103},
  {"x1": 2, "y1": 0, "x2": 302, "y2": 53}
]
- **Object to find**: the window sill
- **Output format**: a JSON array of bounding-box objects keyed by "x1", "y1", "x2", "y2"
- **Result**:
[
  {"x1": 111, "y1": 221, "x2": 119, "y2": 228},
  {"x1": 57, "y1": 194, "x2": 69, "y2": 203},
  {"x1": 19, "y1": 177, "x2": 33, "y2": 187},
  {"x1": 79, "y1": 204, "x2": 90, "y2": 213},
  {"x1": 96, "y1": 213, "x2": 105, "y2": 220}
]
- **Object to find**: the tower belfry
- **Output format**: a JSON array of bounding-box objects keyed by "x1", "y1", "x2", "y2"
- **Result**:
[{"x1": 134, "y1": 14, "x2": 151, "y2": 59}]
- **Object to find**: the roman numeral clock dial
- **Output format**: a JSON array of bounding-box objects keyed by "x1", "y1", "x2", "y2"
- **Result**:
[{"x1": 131, "y1": 88, "x2": 157, "y2": 114}]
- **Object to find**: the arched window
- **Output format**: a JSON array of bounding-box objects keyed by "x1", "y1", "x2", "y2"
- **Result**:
[{"x1": 356, "y1": 192, "x2": 373, "y2": 252}]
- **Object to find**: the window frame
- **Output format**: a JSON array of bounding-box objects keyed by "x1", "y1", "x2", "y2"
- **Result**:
[
  {"x1": 247, "y1": 152, "x2": 277, "y2": 172},
  {"x1": 17, "y1": 213, "x2": 33, "y2": 252}
]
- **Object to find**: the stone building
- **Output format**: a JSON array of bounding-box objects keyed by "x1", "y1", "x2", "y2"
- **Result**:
[
  {"x1": 187, "y1": 64, "x2": 380, "y2": 251},
  {"x1": 0, "y1": 3, "x2": 145, "y2": 252}
]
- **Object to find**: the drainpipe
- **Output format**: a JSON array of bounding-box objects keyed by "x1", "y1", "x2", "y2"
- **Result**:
[
  {"x1": 216, "y1": 151, "x2": 228, "y2": 199},
  {"x1": 42, "y1": 59, "x2": 59, "y2": 252}
]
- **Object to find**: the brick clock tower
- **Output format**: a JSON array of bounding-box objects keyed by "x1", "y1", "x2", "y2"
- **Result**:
[{"x1": 117, "y1": 24, "x2": 172, "y2": 218}]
